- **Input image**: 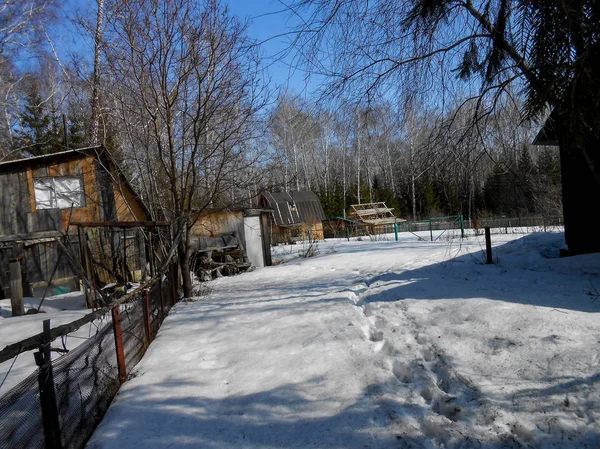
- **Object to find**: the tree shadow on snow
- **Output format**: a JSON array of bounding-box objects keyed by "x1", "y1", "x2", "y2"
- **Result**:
[
  {"x1": 88, "y1": 374, "x2": 600, "y2": 449},
  {"x1": 359, "y1": 234, "x2": 600, "y2": 314}
]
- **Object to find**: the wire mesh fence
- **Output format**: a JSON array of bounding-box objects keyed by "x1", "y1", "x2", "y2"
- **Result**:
[
  {"x1": 323, "y1": 215, "x2": 564, "y2": 242},
  {"x1": 0, "y1": 262, "x2": 179, "y2": 449}
]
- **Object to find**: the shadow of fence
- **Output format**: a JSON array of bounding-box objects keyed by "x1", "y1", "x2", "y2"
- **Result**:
[{"x1": 0, "y1": 262, "x2": 179, "y2": 449}]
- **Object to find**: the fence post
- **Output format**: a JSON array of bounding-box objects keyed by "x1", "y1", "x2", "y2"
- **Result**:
[
  {"x1": 9, "y1": 259, "x2": 24, "y2": 316},
  {"x1": 111, "y1": 307, "x2": 127, "y2": 384},
  {"x1": 158, "y1": 276, "x2": 165, "y2": 322},
  {"x1": 394, "y1": 222, "x2": 398, "y2": 241},
  {"x1": 460, "y1": 215, "x2": 465, "y2": 239},
  {"x1": 142, "y1": 289, "x2": 152, "y2": 345},
  {"x1": 171, "y1": 264, "x2": 178, "y2": 305},
  {"x1": 543, "y1": 216, "x2": 547, "y2": 232},
  {"x1": 34, "y1": 319, "x2": 62, "y2": 449},
  {"x1": 485, "y1": 227, "x2": 493, "y2": 264},
  {"x1": 429, "y1": 219, "x2": 433, "y2": 241},
  {"x1": 345, "y1": 225, "x2": 350, "y2": 241}
]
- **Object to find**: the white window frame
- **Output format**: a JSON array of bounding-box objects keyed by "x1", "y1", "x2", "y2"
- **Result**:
[{"x1": 33, "y1": 177, "x2": 84, "y2": 210}]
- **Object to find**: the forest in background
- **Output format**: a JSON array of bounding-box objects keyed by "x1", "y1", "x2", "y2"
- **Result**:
[{"x1": 1, "y1": 0, "x2": 563, "y2": 227}]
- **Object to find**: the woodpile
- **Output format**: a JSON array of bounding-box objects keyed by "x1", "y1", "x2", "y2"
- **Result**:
[{"x1": 191, "y1": 241, "x2": 253, "y2": 282}]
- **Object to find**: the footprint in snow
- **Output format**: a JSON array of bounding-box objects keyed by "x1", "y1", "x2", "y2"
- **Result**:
[{"x1": 391, "y1": 359, "x2": 413, "y2": 383}]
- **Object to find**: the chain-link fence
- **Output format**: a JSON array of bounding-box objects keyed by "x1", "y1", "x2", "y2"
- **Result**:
[
  {"x1": 0, "y1": 262, "x2": 178, "y2": 449},
  {"x1": 324, "y1": 215, "x2": 564, "y2": 242}
]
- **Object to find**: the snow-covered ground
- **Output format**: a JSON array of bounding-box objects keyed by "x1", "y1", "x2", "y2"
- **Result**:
[
  {"x1": 86, "y1": 230, "x2": 600, "y2": 448},
  {"x1": 0, "y1": 292, "x2": 93, "y2": 393}
]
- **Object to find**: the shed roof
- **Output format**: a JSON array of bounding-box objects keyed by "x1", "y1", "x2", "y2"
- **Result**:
[
  {"x1": 261, "y1": 191, "x2": 325, "y2": 226},
  {"x1": 0, "y1": 147, "x2": 98, "y2": 171},
  {"x1": 532, "y1": 110, "x2": 559, "y2": 146}
]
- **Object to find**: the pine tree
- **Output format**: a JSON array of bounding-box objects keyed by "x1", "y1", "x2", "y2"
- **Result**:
[{"x1": 17, "y1": 81, "x2": 63, "y2": 156}]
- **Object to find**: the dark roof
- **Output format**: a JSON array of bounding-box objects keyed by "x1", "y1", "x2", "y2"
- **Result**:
[
  {"x1": 0, "y1": 147, "x2": 100, "y2": 171},
  {"x1": 261, "y1": 191, "x2": 325, "y2": 226},
  {"x1": 532, "y1": 110, "x2": 559, "y2": 146},
  {"x1": 290, "y1": 191, "x2": 326, "y2": 223}
]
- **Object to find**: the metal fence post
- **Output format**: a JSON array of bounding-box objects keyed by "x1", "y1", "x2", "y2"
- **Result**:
[
  {"x1": 429, "y1": 219, "x2": 433, "y2": 241},
  {"x1": 34, "y1": 319, "x2": 62, "y2": 449},
  {"x1": 460, "y1": 215, "x2": 465, "y2": 238},
  {"x1": 485, "y1": 227, "x2": 493, "y2": 264},
  {"x1": 142, "y1": 289, "x2": 152, "y2": 345},
  {"x1": 394, "y1": 223, "x2": 398, "y2": 241},
  {"x1": 111, "y1": 307, "x2": 127, "y2": 384},
  {"x1": 171, "y1": 264, "x2": 178, "y2": 305},
  {"x1": 158, "y1": 275, "x2": 165, "y2": 322}
]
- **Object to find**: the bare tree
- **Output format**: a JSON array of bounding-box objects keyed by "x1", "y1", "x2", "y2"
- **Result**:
[
  {"x1": 0, "y1": 0, "x2": 57, "y2": 158},
  {"x1": 103, "y1": 0, "x2": 268, "y2": 297}
]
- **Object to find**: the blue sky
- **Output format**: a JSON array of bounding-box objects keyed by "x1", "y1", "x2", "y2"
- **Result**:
[
  {"x1": 224, "y1": 0, "x2": 315, "y2": 96},
  {"x1": 53, "y1": 0, "x2": 311, "y2": 98}
]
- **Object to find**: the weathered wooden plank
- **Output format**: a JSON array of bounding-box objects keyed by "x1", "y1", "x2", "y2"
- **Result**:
[
  {"x1": 72, "y1": 221, "x2": 169, "y2": 227},
  {"x1": 0, "y1": 230, "x2": 62, "y2": 243}
]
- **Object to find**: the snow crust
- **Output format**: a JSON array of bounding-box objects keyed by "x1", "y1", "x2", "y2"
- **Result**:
[
  {"x1": 12, "y1": 230, "x2": 600, "y2": 448},
  {"x1": 0, "y1": 292, "x2": 93, "y2": 393}
]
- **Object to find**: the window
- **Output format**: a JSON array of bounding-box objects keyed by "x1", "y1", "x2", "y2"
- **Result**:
[{"x1": 34, "y1": 177, "x2": 84, "y2": 209}]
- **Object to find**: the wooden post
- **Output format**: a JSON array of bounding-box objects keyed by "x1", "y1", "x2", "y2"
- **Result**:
[
  {"x1": 35, "y1": 319, "x2": 62, "y2": 449},
  {"x1": 111, "y1": 307, "x2": 127, "y2": 383},
  {"x1": 394, "y1": 222, "x2": 398, "y2": 241},
  {"x1": 82, "y1": 231, "x2": 95, "y2": 308},
  {"x1": 142, "y1": 289, "x2": 152, "y2": 344},
  {"x1": 77, "y1": 227, "x2": 90, "y2": 308},
  {"x1": 485, "y1": 227, "x2": 493, "y2": 264},
  {"x1": 9, "y1": 259, "x2": 24, "y2": 316}
]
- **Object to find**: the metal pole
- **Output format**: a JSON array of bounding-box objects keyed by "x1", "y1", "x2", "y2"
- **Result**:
[
  {"x1": 394, "y1": 222, "x2": 398, "y2": 241},
  {"x1": 142, "y1": 289, "x2": 152, "y2": 344},
  {"x1": 460, "y1": 215, "x2": 465, "y2": 239},
  {"x1": 485, "y1": 227, "x2": 493, "y2": 264},
  {"x1": 158, "y1": 276, "x2": 165, "y2": 323},
  {"x1": 429, "y1": 219, "x2": 433, "y2": 241},
  {"x1": 111, "y1": 307, "x2": 127, "y2": 383},
  {"x1": 35, "y1": 319, "x2": 63, "y2": 449}
]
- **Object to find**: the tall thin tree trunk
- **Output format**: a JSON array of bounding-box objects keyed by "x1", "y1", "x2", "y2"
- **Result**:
[
  {"x1": 411, "y1": 172, "x2": 416, "y2": 221},
  {"x1": 91, "y1": 0, "x2": 105, "y2": 146},
  {"x1": 356, "y1": 137, "x2": 361, "y2": 204},
  {"x1": 386, "y1": 142, "x2": 395, "y2": 195}
]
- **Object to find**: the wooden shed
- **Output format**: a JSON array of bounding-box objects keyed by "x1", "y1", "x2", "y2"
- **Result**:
[
  {"x1": 0, "y1": 147, "x2": 150, "y2": 297},
  {"x1": 259, "y1": 191, "x2": 326, "y2": 244},
  {"x1": 190, "y1": 208, "x2": 272, "y2": 268},
  {"x1": 533, "y1": 111, "x2": 600, "y2": 255}
]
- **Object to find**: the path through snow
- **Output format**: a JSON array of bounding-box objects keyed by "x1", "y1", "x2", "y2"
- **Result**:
[{"x1": 88, "y1": 232, "x2": 600, "y2": 448}]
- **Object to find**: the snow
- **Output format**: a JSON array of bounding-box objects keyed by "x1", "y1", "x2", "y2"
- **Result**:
[
  {"x1": 86, "y1": 229, "x2": 600, "y2": 448},
  {"x1": 4, "y1": 229, "x2": 597, "y2": 448},
  {"x1": 0, "y1": 292, "x2": 93, "y2": 393}
]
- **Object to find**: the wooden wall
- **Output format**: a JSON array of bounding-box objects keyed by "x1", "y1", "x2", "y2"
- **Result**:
[
  {"x1": 272, "y1": 221, "x2": 324, "y2": 244},
  {"x1": 0, "y1": 151, "x2": 150, "y2": 297},
  {"x1": 191, "y1": 210, "x2": 246, "y2": 248}
]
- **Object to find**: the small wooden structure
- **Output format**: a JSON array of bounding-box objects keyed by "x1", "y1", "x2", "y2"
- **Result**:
[
  {"x1": 259, "y1": 191, "x2": 326, "y2": 243},
  {"x1": 533, "y1": 111, "x2": 599, "y2": 255},
  {"x1": 0, "y1": 147, "x2": 151, "y2": 298},
  {"x1": 190, "y1": 208, "x2": 272, "y2": 276},
  {"x1": 348, "y1": 202, "x2": 405, "y2": 233}
]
